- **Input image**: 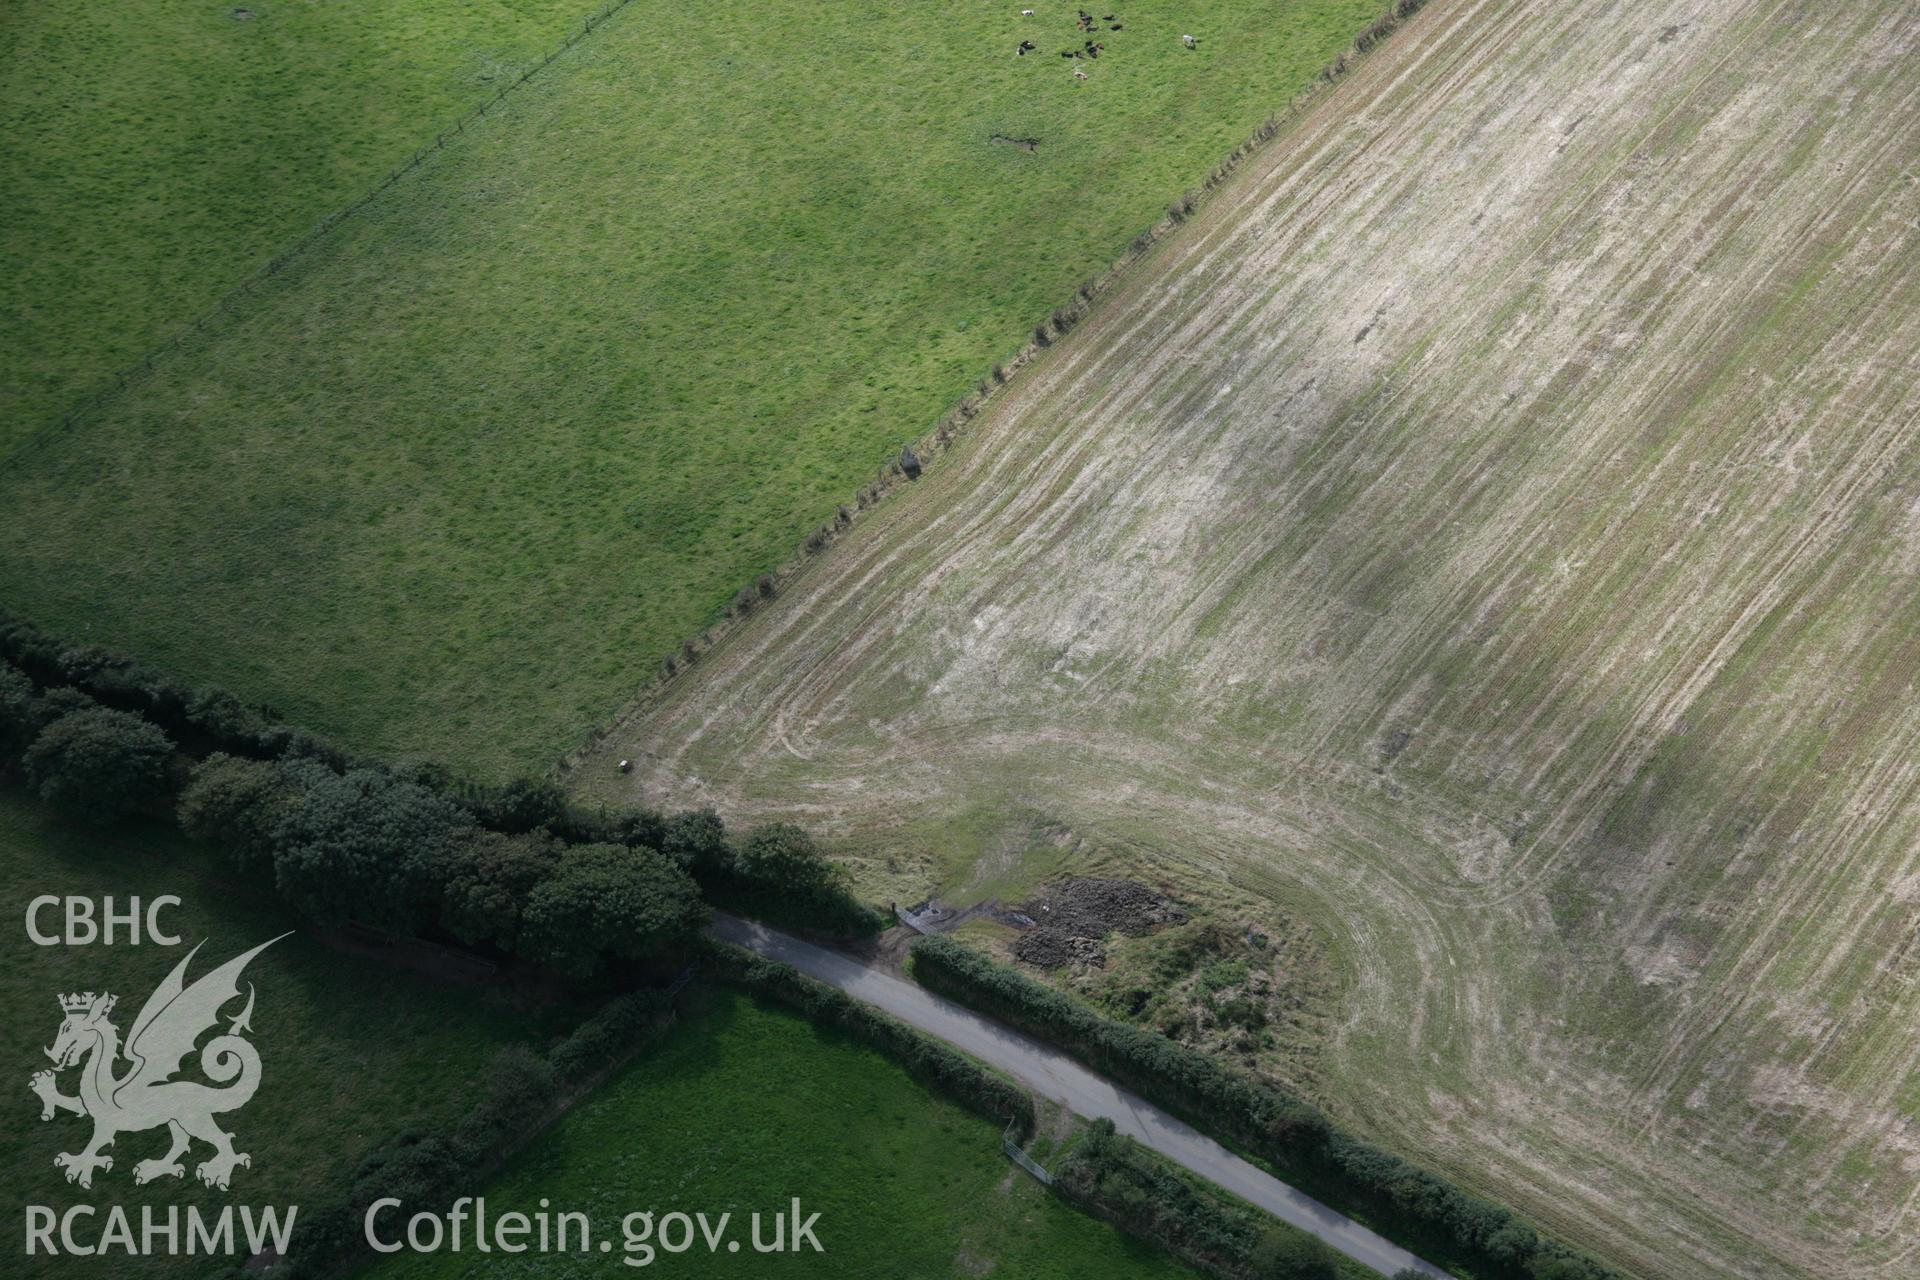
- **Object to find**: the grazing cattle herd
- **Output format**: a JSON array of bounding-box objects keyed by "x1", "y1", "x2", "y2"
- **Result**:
[{"x1": 1011, "y1": 5, "x2": 1144, "y2": 73}]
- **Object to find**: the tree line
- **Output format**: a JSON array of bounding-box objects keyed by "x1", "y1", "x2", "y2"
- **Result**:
[{"x1": 0, "y1": 607, "x2": 881, "y2": 982}]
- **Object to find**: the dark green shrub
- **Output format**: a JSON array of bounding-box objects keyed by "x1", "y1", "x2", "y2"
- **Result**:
[
  {"x1": 734, "y1": 822, "x2": 834, "y2": 895},
  {"x1": 733, "y1": 822, "x2": 885, "y2": 936},
  {"x1": 463, "y1": 774, "x2": 566, "y2": 832},
  {"x1": 183, "y1": 685, "x2": 271, "y2": 745},
  {"x1": 24, "y1": 705, "x2": 173, "y2": 820},
  {"x1": 549, "y1": 801, "x2": 667, "y2": 851},
  {"x1": 438, "y1": 827, "x2": 563, "y2": 951},
  {"x1": 1060, "y1": 1117, "x2": 1301, "y2": 1277},
  {"x1": 1488, "y1": 1221, "x2": 1541, "y2": 1263},
  {"x1": 662, "y1": 807, "x2": 731, "y2": 876},
  {"x1": 0, "y1": 607, "x2": 314, "y2": 763},
  {"x1": 26, "y1": 687, "x2": 96, "y2": 734},
  {"x1": 445, "y1": 1044, "x2": 556, "y2": 1162},
  {"x1": 548, "y1": 990, "x2": 672, "y2": 1083},
  {"x1": 911, "y1": 934, "x2": 1327, "y2": 1152},
  {"x1": 912, "y1": 935, "x2": 1617, "y2": 1280},
  {"x1": 0, "y1": 662, "x2": 36, "y2": 764},
  {"x1": 176, "y1": 752, "x2": 296, "y2": 870},
  {"x1": 270, "y1": 758, "x2": 468, "y2": 933},
  {"x1": 1251, "y1": 1228, "x2": 1338, "y2": 1279},
  {"x1": 521, "y1": 843, "x2": 706, "y2": 977}
]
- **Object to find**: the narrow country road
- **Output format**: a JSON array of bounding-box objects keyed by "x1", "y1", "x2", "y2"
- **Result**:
[{"x1": 712, "y1": 914, "x2": 1449, "y2": 1278}]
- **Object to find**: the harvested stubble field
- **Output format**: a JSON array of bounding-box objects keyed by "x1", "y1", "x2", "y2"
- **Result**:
[
  {"x1": 0, "y1": 0, "x2": 1381, "y2": 779},
  {"x1": 587, "y1": 1, "x2": 1920, "y2": 1276}
]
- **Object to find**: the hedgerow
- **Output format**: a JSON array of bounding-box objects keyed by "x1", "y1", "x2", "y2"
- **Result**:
[
  {"x1": 259, "y1": 987, "x2": 677, "y2": 1280},
  {"x1": 910, "y1": 935, "x2": 1620, "y2": 1280},
  {"x1": 0, "y1": 610, "x2": 879, "y2": 959},
  {"x1": 1057, "y1": 1119, "x2": 1343, "y2": 1280},
  {"x1": 1, "y1": 609, "x2": 880, "y2": 984}
]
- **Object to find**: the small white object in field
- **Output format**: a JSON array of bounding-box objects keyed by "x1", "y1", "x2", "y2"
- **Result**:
[
  {"x1": 1183, "y1": 33, "x2": 1196, "y2": 47},
  {"x1": 1073, "y1": 69, "x2": 1088, "y2": 80},
  {"x1": 618, "y1": 758, "x2": 632, "y2": 773},
  {"x1": 1021, "y1": 7, "x2": 1034, "y2": 14}
]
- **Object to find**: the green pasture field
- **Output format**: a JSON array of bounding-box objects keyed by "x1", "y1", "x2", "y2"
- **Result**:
[
  {"x1": 360, "y1": 985, "x2": 1193, "y2": 1279},
  {"x1": 0, "y1": 0, "x2": 1382, "y2": 779},
  {"x1": 0, "y1": 0, "x2": 596, "y2": 449},
  {"x1": 0, "y1": 790, "x2": 584, "y2": 1278}
]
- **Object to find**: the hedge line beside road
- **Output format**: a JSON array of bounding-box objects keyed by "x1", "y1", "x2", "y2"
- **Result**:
[
  {"x1": 910, "y1": 935, "x2": 1619, "y2": 1280},
  {"x1": 705, "y1": 938, "x2": 1036, "y2": 1140}
]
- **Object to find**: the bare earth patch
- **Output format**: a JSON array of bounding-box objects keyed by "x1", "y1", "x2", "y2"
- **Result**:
[
  {"x1": 582, "y1": 1, "x2": 1920, "y2": 1275},
  {"x1": 1014, "y1": 876, "x2": 1188, "y2": 967}
]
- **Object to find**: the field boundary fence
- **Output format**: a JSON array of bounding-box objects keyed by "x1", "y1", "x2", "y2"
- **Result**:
[
  {"x1": 12, "y1": 0, "x2": 644, "y2": 462},
  {"x1": 562, "y1": 0, "x2": 1439, "y2": 776}
]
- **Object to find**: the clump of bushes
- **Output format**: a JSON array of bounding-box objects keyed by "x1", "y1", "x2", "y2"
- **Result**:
[
  {"x1": 23, "y1": 704, "x2": 174, "y2": 820},
  {"x1": 459, "y1": 773, "x2": 566, "y2": 833},
  {"x1": 0, "y1": 662, "x2": 42, "y2": 764},
  {"x1": 436, "y1": 827, "x2": 563, "y2": 953},
  {"x1": 1, "y1": 606, "x2": 347, "y2": 768},
  {"x1": 176, "y1": 750, "x2": 710, "y2": 976},
  {"x1": 696, "y1": 821, "x2": 886, "y2": 937},
  {"x1": 546, "y1": 988, "x2": 672, "y2": 1083},
  {"x1": 269, "y1": 758, "x2": 472, "y2": 935},
  {"x1": 521, "y1": 842, "x2": 707, "y2": 978},
  {"x1": 911, "y1": 934, "x2": 1328, "y2": 1151},
  {"x1": 550, "y1": 805, "x2": 882, "y2": 940},
  {"x1": 176, "y1": 751, "x2": 297, "y2": 869}
]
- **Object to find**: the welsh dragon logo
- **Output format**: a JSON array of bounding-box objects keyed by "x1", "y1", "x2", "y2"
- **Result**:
[{"x1": 29, "y1": 935, "x2": 286, "y2": 1190}]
